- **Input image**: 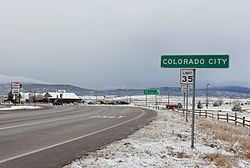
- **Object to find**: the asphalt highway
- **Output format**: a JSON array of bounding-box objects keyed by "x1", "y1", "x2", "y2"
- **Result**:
[{"x1": 0, "y1": 105, "x2": 156, "y2": 168}]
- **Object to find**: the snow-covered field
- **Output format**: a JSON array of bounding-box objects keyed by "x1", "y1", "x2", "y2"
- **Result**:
[
  {"x1": 0, "y1": 105, "x2": 41, "y2": 111},
  {"x1": 64, "y1": 108, "x2": 250, "y2": 168},
  {"x1": 81, "y1": 95, "x2": 250, "y2": 107},
  {"x1": 82, "y1": 95, "x2": 250, "y2": 120}
]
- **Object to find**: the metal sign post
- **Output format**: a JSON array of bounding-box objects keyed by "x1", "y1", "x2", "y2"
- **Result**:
[
  {"x1": 186, "y1": 85, "x2": 189, "y2": 122},
  {"x1": 180, "y1": 68, "x2": 195, "y2": 147},
  {"x1": 180, "y1": 69, "x2": 192, "y2": 123},
  {"x1": 191, "y1": 69, "x2": 196, "y2": 148},
  {"x1": 144, "y1": 90, "x2": 160, "y2": 108},
  {"x1": 183, "y1": 92, "x2": 185, "y2": 115},
  {"x1": 181, "y1": 84, "x2": 189, "y2": 118},
  {"x1": 155, "y1": 95, "x2": 157, "y2": 109}
]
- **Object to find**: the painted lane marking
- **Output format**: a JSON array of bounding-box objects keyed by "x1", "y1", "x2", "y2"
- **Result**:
[
  {"x1": 89, "y1": 115, "x2": 126, "y2": 119},
  {"x1": 0, "y1": 111, "x2": 102, "y2": 131},
  {"x1": 0, "y1": 106, "x2": 79, "y2": 121},
  {"x1": 0, "y1": 110, "x2": 145, "y2": 164}
]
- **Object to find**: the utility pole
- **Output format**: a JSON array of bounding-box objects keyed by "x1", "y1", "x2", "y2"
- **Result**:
[
  {"x1": 14, "y1": 94, "x2": 17, "y2": 106},
  {"x1": 96, "y1": 89, "x2": 98, "y2": 104},
  {"x1": 130, "y1": 94, "x2": 132, "y2": 104},
  {"x1": 206, "y1": 83, "x2": 210, "y2": 109},
  {"x1": 155, "y1": 94, "x2": 157, "y2": 109},
  {"x1": 127, "y1": 89, "x2": 129, "y2": 103},
  {"x1": 168, "y1": 88, "x2": 170, "y2": 105},
  {"x1": 19, "y1": 94, "x2": 21, "y2": 106},
  {"x1": 34, "y1": 91, "x2": 36, "y2": 107}
]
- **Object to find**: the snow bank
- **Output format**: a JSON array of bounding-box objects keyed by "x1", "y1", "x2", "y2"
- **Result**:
[{"x1": 0, "y1": 105, "x2": 41, "y2": 111}]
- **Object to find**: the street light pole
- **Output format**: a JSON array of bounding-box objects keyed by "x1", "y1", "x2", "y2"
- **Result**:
[
  {"x1": 127, "y1": 88, "x2": 129, "y2": 103},
  {"x1": 206, "y1": 84, "x2": 210, "y2": 109},
  {"x1": 168, "y1": 88, "x2": 170, "y2": 105},
  {"x1": 96, "y1": 89, "x2": 98, "y2": 104}
]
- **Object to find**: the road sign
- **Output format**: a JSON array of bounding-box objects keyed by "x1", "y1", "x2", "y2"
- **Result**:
[
  {"x1": 161, "y1": 55, "x2": 229, "y2": 68},
  {"x1": 181, "y1": 84, "x2": 189, "y2": 93},
  {"x1": 180, "y1": 69, "x2": 194, "y2": 84},
  {"x1": 144, "y1": 89, "x2": 160, "y2": 95},
  {"x1": 11, "y1": 82, "x2": 20, "y2": 94},
  {"x1": 160, "y1": 54, "x2": 230, "y2": 149}
]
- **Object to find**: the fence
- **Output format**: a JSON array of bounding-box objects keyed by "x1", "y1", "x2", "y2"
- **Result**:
[{"x1": 174, "y1": 109, "x2": 250, "y2": 128}]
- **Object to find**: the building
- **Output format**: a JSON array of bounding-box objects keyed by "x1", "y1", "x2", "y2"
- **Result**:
[
  {"x1": 44, "y1": 91, "x2": 82, "y2": 104},
  {"x1": 20, "y1": 92, "x2": 47, "y2": 103}
]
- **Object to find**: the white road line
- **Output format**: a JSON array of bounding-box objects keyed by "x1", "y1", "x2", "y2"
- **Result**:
[
  {"x1": 0, "y1": 110, "x2": 145, "y2": 164},
  {"x1": 0, "y1": 112, "x2": 101, "y2": 131}
]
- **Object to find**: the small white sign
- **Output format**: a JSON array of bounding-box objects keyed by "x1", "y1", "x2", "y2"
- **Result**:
[
  {"x1": 180, "y1": 69, "x2": 194, "y2": 84},
  {"x1": 181, "y1": 84, "x2": 189, "y2": 93}
]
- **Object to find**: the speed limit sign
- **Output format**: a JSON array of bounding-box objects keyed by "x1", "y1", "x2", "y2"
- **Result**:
[{"x1": 180, "y1": 69, "x2": 194, "y2": 84}]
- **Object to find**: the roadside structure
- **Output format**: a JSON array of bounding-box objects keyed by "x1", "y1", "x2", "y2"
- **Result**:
[{"x1": 44, "y1": 91, "x2": 82, "y2": 104}]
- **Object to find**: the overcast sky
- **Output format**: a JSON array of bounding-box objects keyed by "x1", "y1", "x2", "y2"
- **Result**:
[{"x1": 1, "y1": 0, "x2": 250, "y2": 89}]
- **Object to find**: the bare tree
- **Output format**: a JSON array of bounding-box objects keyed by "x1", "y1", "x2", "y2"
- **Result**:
[
  {"x1": 35, "y1": 93, "x2": 44, "y2": 102},
  {"x1": 7, "y1": 91, "x2": 14, "y2": 102},
  {"x1": 232, "y1": 104, "x2": 242, "y2": 112},
  {"x1": 218, "y1": 98, "x2": 224, "y2": 106}
]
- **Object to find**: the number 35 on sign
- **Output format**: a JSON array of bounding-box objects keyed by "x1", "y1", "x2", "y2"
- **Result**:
[{"x1": 180, "y1": 69, "x2": 194, "y2": 84}]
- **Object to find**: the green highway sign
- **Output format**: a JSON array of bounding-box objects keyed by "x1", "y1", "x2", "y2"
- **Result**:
[
  {"x1": 161, "y1": 55, "x2": 229, "y2": 68},
  {"x1": 144, "y1": 89, "x2": 160, "y2": 95}
]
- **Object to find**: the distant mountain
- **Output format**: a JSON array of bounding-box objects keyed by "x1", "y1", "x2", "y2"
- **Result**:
[
  {"x1": 22, "y1": 84, "x2": 95, "y2": 96},
  {"x1": 102, "y1": 86, "x2": 250, "y2": 98},
  {"x1": 155, "y1": 86, "x2": 250, "y2": 98},
  {"x1": 101, "y1": 87, "x2": 183, "y2": 97},
  {"x1": 0, "y1": 83, "x2": 94, "y2": 96},
  {"x1": 100, "y1": 89, "x2": 145, "y2": 96},
  {"x1": 0, "y1": 83, "x2": 250, "y2": 98},
  {"x1": 196, "y1": 86, "x2": 250, "y2": 98},
  {"x1": 209, "y1": 86, "x2": 250, "y2": 94}
]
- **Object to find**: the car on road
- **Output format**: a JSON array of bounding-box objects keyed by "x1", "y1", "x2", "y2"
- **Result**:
[{"x1": 53, "y1": 99, "x2": 63, "y2": 105}]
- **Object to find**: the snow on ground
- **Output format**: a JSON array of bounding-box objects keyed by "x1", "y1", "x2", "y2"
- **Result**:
[
  {"x1": 206, "y1": 105, "x2": 250, "y2": 121},
  {"x1": 0, "y1": 105, "x2": 41, "y2": 110},
  {"x1": 64, "y1": 108, "x2": 250, "y2": 168},
  {"x1": 83, "y1": 95, "x2": 250, "y2": 120}
]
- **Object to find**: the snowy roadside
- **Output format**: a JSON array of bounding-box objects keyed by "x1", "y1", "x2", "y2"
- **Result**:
[
  {"x1": 64, "y1": 109, "x2": 250, "y2": 168},
  {"x1": 0, "y1": 105, "x2": 41, "y2": 111}
]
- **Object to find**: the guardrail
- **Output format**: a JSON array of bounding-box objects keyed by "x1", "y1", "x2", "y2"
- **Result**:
[{"x1": 174, "y1": 109, "x2": 250, "y2": 127}]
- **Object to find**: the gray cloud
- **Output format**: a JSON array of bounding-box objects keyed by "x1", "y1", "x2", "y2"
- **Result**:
[
  {"x1": 0, "y1": 0, "x2": 250, "y2": 89},
  {"x1": 0, "y1": 74, "x2": 48, "y2": 84}
]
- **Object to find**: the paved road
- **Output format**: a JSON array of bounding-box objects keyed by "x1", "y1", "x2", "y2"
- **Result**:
[{"x1": 0, "y1": 105, "x2": 156, "y2": 168}]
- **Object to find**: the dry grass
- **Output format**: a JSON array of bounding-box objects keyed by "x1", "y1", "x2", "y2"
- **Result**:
[
  {"x1": 167, "y1": 150, "x2": 190, "y2": 158},
  {"x1": 201, "y1": 153, "x2": 236, "y2": 167},
  {"x1": 175, "y1": 151, "x2": 190, "y2": 158},
  {"x1": 197, "y1": 118, "x2": 250, "y2": 162},
  {"x1": 165, "y1": 145, "x2": 190, "y2": 158}
]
